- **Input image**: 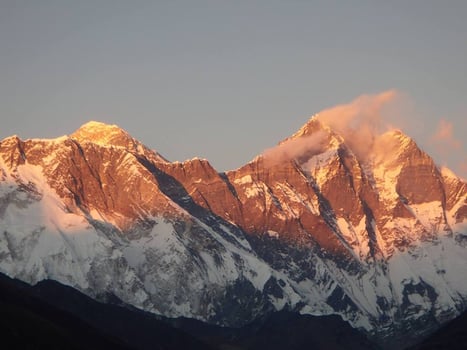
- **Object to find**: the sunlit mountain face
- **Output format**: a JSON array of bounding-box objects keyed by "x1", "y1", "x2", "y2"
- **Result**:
[{"x1": 0, "y1": 95, "x2": 465, "y2": 349}]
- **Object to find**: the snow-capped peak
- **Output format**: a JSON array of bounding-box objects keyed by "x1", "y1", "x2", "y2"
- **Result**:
[
  {"x1": 289, "y1": 115, "x2": 327, "y2": 139},
  {"x1": 381, "y1": 128, "x2": 413, "y2": 145},
  {"x1": 1, "y1": 117, "x2": 466, "y2": 349},
  {"x1": 371, "y1": 129, "x2": 421, "y2": 165},
  {"x1": 70, "y1": 121, "x2": 135, "y2": 148},
  {"x1": 441, "y1": 166, "x2": 460, "y2": 181},
  {"x1": 69, "y1": 121, "x2": 168, "y2": 163}
]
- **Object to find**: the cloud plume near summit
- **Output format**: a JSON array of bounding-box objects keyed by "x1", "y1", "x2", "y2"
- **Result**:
[
  {"x1": 314, "y1": 90, "x2": 399, "y2": 160},
  {"x1": 263, "y1": 90, "x2": 402, "y2": 165},
  {"x1": 262, "y1": 90, "x2": 466, "y2": 179},
  {"x1": 430, "y1": 118, "x2": 466, "y2": 179}
]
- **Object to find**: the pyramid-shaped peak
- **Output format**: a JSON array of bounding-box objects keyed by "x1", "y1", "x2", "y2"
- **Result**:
[
  {"x1": 377, "y1": 129, "x2": 417, "y2": 151},
  {"x1": 71, "y1": 121, "x2": 136, "y2": 149},
  {"x1": 291, "y1": 115, "x2": 327, "y2": 139},
  {"x1": 284, "y1": 115, "x2": 343, "y2": 150}
]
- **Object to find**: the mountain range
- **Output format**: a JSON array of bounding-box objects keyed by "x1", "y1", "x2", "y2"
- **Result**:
[{"x1": 0, "y1": 117, "x2": 465, "y2": 349}]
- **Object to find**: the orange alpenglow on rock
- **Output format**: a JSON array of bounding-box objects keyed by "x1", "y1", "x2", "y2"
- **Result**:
[{"x1": 0, "y1": 94, "x2": 465, "y2": 348}]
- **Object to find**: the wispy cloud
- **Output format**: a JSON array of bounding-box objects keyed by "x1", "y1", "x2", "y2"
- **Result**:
[
  {"x1": 262, "y1": 90, "x2": 401, "y2": 165},
  {"x1": 429, "y1": 118, "x2": 465, "y2": 179},
  {"x1": 431, "y1": 119, "x2": 462, "y2": 150},
  {"x1": 262, "y1": 130, "x2": 328, "y2": 166},
  {"x1": 261, "y1": 91, "x2": 466, "y2": 180},
  {"x1": 314, "y1": 90, "x2": 399, "y2": 160},
  {"x1": 458, "y1": 160, "x2": 467, "y2": 181}
]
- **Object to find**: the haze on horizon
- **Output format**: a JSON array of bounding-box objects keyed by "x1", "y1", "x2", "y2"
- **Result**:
[{"x1": 0, "y1": 1, "x2": 466, "y2": 177}]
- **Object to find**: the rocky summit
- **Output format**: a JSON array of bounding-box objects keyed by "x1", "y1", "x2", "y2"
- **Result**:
[{"x1": 0, "y1": 118, "x2": 465, "y2": 348}]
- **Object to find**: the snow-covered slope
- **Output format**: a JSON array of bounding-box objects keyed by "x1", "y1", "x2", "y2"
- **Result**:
[{"x1": 0, "y1": 119, "x2": 465, "y2": 347}]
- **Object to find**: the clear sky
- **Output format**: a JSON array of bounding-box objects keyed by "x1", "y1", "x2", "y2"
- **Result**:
[{"x1": 1, "y1": 1, "x2": 466, "y2": 176}]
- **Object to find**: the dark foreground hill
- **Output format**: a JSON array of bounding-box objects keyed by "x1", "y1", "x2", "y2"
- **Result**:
[
  {"x1": 0, "y1": 272, "x2": 379, "y2": 350},
  {"x1": 0, "y1": 272, "x2": 211, "y2": 350},
  {"x1": 407, "y1": 311, "x2": 467, "y2": 350}
]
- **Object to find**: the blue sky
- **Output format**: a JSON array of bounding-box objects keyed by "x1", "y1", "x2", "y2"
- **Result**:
[{"x1": 0, "y1": 1, "x2": 466, "y2": 176}]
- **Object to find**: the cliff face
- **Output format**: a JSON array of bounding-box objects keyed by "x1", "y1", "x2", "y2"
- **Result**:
[{"x1": 0, "y1": 120, "x2": 466, "y2": 348}]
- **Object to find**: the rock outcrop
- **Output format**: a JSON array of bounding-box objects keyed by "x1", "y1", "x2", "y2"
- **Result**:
[{"x1": 0, "y1": 118, "x2": 465, "y2": 348}]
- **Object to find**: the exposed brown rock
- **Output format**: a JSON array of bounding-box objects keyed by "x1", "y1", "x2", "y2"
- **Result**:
[
  {"x1": 0, "y1": 120, "x2": 464, "y2": 264},
  {"x1": 0, "y1": 136, "x2": 26, "y2": 169}
]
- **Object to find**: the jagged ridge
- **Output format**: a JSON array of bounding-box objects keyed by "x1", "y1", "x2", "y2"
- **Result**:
[{"x1": 0, "y1": 118, "x2": 466, "y2": 348}]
